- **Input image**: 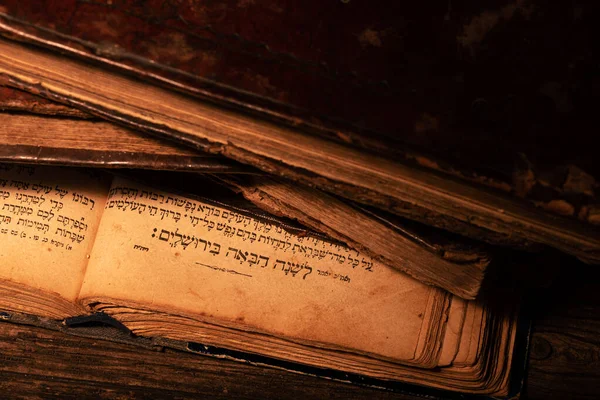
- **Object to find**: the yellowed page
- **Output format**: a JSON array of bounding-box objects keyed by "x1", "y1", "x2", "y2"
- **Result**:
[
  {"x1": 437, "y1": 297, "x2": 467, "y2": 366},
  {"x1": 80, "y1": 177, "x2": 438, "y2": 362},
  {"x1": 0, "y1": 163, "x2": 110, "y2": 302}
]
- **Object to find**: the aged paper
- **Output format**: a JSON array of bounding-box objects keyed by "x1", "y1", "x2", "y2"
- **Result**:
[
  {"x1": 0, "y1": 163, "x2": 110, "y2": 301},
  {"x1": 80, "y1": 177, "x2": 439, "y2": 362},
  {"x1": 437, "y1": 297, "x2": 467, "y2": 366}
]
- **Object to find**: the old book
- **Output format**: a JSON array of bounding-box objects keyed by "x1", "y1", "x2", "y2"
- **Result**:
[
  {"x1": 0, "y1": 2, "x2": 596, "y2": 191},
  {"x1": 0, "y1": 163, "x2": 521, "y2": 396},
  {"x1": 0, "y1": 111, "x2": 491, "y2": 299},
  {"x1": 0, "y1": 37, "x2": 598, "y2": 266}
]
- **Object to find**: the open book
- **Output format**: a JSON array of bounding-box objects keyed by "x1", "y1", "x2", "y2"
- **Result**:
[{"x1": 0, "y1": 163, "x2": 520, "y2": 396}]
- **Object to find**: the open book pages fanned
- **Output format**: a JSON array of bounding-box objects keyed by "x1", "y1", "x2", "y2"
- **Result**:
[{"x1": 0, "y1": 164, "x2": 520, "y2": 396}]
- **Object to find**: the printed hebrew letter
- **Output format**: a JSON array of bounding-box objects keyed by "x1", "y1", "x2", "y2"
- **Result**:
[
  {"x1": 274, "y1": 259, "x2": 286, "y2": 271},
  {"x1": 158, "y1": 229, "x2": 170, "y2": 242},
  {"x1": 209, "y1": 243, "x2": 221, "y2": 255},
  {"x1": 258, "y1": 255, "x2": 269, "y2": 268},
  {"x1": 226, "y1": 247, "x2": 238, "y2": 257},
  {"x1": 302, "y1": 265, "x2": 313, "y2": 279}
]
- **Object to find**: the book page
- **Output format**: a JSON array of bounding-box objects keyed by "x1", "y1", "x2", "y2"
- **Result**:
[
  {"x1": 80, "y1": 177, "x2": 438, "y2": 362},
  {"x1": 0, "y1": 163, "x2": 110, "y2": 301}
]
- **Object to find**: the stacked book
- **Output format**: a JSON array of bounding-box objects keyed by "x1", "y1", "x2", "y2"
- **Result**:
[{"x1": 0, "y1": 3, "x2": 598, "y2": 397}]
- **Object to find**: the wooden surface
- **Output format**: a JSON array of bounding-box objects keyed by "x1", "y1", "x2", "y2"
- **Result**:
[
  {"x1": 1, "y1": 257, "x2": 599, "y2": 399},
  {"x1": 525, "y1": 260, "x2": 600, "y2": 399}
]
